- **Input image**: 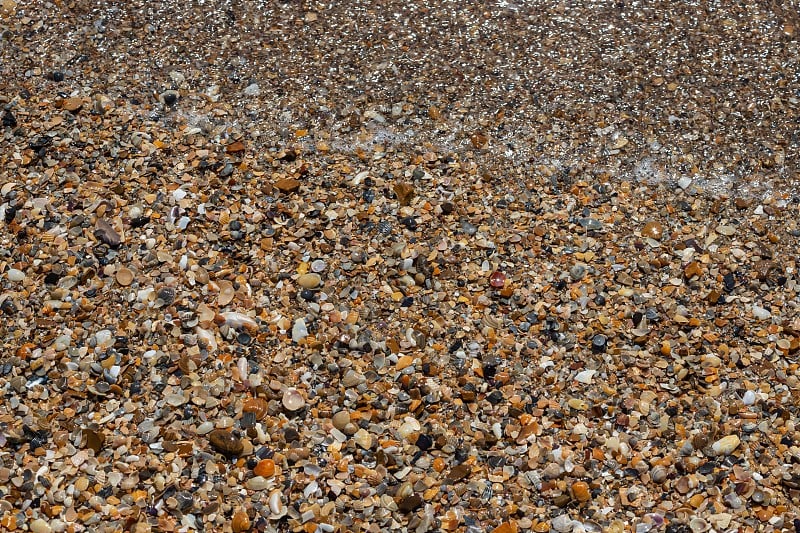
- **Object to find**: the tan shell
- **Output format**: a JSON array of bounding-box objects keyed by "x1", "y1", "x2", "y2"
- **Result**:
[{"x1": 115, "y1": 267, "x2": 134, "y2": 286}]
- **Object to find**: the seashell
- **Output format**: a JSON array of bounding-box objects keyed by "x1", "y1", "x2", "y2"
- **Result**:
[
  {"x1": 231, "y1": 509, "x2": 251, "y2": 533},
  {"x1": 282, "y1": 388, "x2": 305, "y2": 411},
  {"x1": 268, "y1": 489, "x2": 286, "y2": 518},
  {"x1": 651, "y1": 465, "x2": 668, "y2": 484},
  {"x1": 242, "y1": 397, "x2": 269, "y2": 420},
  {"x1": 689, "y1": 518, "x2": 710, "y2": 533},
  {"x1": 115, "y1": 267, "x2": 134, "y2": 286},
  {"x1": 220, "y1": 312, "x2": 258, "y2": 331}
]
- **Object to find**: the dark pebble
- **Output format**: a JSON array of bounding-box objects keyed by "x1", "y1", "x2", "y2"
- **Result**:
[
  {"x1": 416, "y1": 434, "x2": 433, "y2": 451},
  {"x1": 51, "y1": 71, "x2": 64, "y2": 82},
  {"x1": 208, "y1": 430, "x2": 243, "y2": 457},
  {"x1": 2, "y1": 110, "x2": 16, "y2": 128},
  {"x1": 591, "y1": 334, "x2": 607, "y2": 353},
  {"x1": 300, "y1": 288, "x2": 316, "y2": 301},
  {"x1": 219, "y1": 162, "x2": 234, "y2": 177},
  {"x1": 400, "y1": 296, "x2": 413, "y2": 307},
  {"x1": 162, "y1": 91, "x2": 178, "y2": 106},
  {"x1": 398, "y1": 494, "x2": 423, "y2": 513},
  {"x1": 486, "y1": 390, "x2": 504, "y2": 405},
  {"x1": 44, "y1": 272, "x2": 60, "y2": 285},
  {"x1": 377, "y1": 221, "x2": 392, "y2": 235},
  {"x1": 723, "y1": 272, "x2": 736, "y2": 292},
  {"x1": 440, "y1": 201, "x2": 455, "y2": 215}
]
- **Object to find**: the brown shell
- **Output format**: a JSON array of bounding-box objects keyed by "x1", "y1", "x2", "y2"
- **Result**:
[{"x1": 242, "y1": 397, "x2": 269, "y2": 420}]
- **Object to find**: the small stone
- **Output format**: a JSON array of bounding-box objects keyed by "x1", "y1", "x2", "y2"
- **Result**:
[
  {"x1": 95, "y1": 219, "x2": 121, "y2": 247},
  {"x1": 393, "y1": 182, "x2": 415, "y2": 205},
  {"x1": 254, "y1": 459, "x2": 275, "y2": 478},
  {"x1": 712, "y1": 435, "x2": 741, "y2": 456},
  {"x1": 274, "y1": 177, "x2": 302, "y2": 193},
  {"x1": 569, "y1": 264, "x2": 586, "y2": 280},
  {"x1": 398, "y1": 494, "x2": 423, "y2": 513},
  {"x1": 282, "y1": 388, "x2": 306, "y2": 411},
  {"x1": 491, "y1": 522, "x2": 518, "y2": 533},
  {"x1": 208, "y1": 430, "x2": 243, "y2": 457},
  {"x1": 678, "y1": 176, "x2": 692, "y2": 189},
  {"x1": 742, "y1": 390, "x2": 756, "y2": 405},
  {"x1": 489, "y1": 271, "x2": 506, "y2": 288},
  {"x1": 591, "y1": 334, "x2": 607, "y2": 353},
  {"x1": 571, "y1": 481, "x2": 591, "y2": 502},
  {"x1": 29, "y1": 518, "x2": 51, "y2": 533},
  {"x1": 6, "y1": 268, "x2": 24, "y2": 282},
  {"x1": 161, "y1": 90, "x2": 179, "y2": 106},
  {"x1": 297, "y1": 273, "x2": 322, "y2": 289},
  {"x1": 751, "y1": 305, "x2": 771, "y2": 320},
  {"x1": 332, "y1": 410, "x2": 350, "y2": 430},
  {"x1": 715, "y1": 224, "x2": 736, "y2": 236},
  {"x1": 243, "y1": 83, "x2": 261, "y2": 96},
  {"x1": 641, "y1": 220, "x2": 664, "y2": 240},
  {"x1": 446, "y1": 463, "x2": 471, "y2": 483},
  {"x1": 62, "y1": 97, "x2": 83, "y2": 112}
]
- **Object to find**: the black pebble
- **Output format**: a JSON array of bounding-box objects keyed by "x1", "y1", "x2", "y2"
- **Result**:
[
  {"x1": 131, "y1": 215, "x2": 150, "y2": 228},
  {"x1": 400, "y1": 216, "x2": 417, "y2": 230},
  {"x1": 44, "y1": 272, "x2": 60, "y2": 285},
  {"x1": 723, "y1": 272, "x2": 736, "y2": 292},
  {"x1": 2, "y1": 110, "x2": 16, "y2": 128},
  {"x1": 486, "y1": 390, "x2": 504, "y2": 405},
  {"x1": 51, "y1": 71, "x2": 64, "y2": 82},
  {"x1": 400, "y1": 296, "x2": 413, "y2": 307},
  {"x1": 416, "y1": 434, "x2": 433, "y2": 451},
  {"x1": 440, "y1": 201, "x2": 455, "y2": 215},
  {"x1": 300, "y1": 288, "x2": 315, "y2": 301},
  {"x1": 163, "y1": 92, "x2": 178, "y2": 106}
]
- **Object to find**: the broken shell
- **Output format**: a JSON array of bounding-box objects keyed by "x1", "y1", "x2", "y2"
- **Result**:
[
  {"x1": 268, "y1": 489, "x2": 287, "y2": 518},
  {"x1": 242, "y1": 397, "x2": 269, "y2": 420}
]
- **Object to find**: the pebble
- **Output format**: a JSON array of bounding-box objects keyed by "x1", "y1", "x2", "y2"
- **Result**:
[
  {"x1": 208, "y1": 430, "x2": 243, "y2": 457},
  {"x1": 712, "y1": 435, "x2": 741, "y2": 456},
  {"x1": 332, "y1": 410, "x2": 351, "y2": 430},
  {"x1": 641, "y1": 220, "x2": 664, "y2": 240},
  {"x1": 297, "y1": 273, "x2": 322, "y2": 289},
  {"x1": 6, "y1": 268, "x2": 24, "y2": 282},
  {"x1": 29, "y1": 519, "x2": 51, "y2": 533}
]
